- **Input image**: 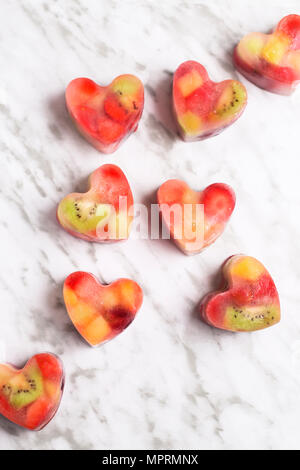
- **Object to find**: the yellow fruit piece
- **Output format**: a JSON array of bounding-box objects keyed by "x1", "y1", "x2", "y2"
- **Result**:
[
  {"x1": 83, "y1": 316, "x2": 111, "y2": 346},
  {"x1": 245, "y1": 33, "x2": 265, "y2": 56},
  {"x1": 178, "y1": 111, "x2": 202, "y2": 136},
  {"x1": 44, "y1": 380, "x2": 60, "y2": 401},
  {"x1": 236, "y1": 33, "x2": 266, "y2": 66},
  {"x1": 119, "y1": 280, "x2": 136, "y2": 307},
  {"x1": 178, "y1": 70, "x2": 203, "y2": 97},
  {"x1": 69, "y1": 301, "x2": 97, "y2": 327},
  {"x1": 102, "y1": 288, "x2": 118, "y2": 309},
  {"x1": 262, "y1": 34, "x2": 290, "y2": 65},
  {"x1": 230, "y1": 256, "x2": 265, "y2": 281},
  {"x1": 64, "y1": 287, "x2": 78, "y2": 307}
]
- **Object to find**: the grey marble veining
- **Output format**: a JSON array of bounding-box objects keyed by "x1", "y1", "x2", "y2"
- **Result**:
[{"x1": 0, "y1": 0, "x2": 300, "y2": 450}]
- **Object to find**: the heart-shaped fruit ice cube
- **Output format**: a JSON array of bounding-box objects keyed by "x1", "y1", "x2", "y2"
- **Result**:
[
  {"x1": 199, "y1": 255, "x2": 281, "y2": 332},
  {"x1": 173, "y1": 60, "x2": 247, "y2": 141},
  {"x1": 66, "y1": 75, "x2": 144, "y2": 153},
  {"x1": 0, "y1": 353, "x2": 64, "y2": 431},
  {"x1": 63, "y1": 272, "x2": 143, "y2": 346},
  {"x1": 157, "y1": 180, "x2": 235, "y2": 255},
  {"x1": 234, "y1": 14, "x2": 300, "y2": 95},
  {"x1": 57, "y1": 164, "x2": 134, "y2": 243}
]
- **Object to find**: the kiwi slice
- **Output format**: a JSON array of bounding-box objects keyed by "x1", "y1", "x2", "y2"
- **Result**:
[
  {"x1": 215, "y1": 82, "x2": 246, "y2": 119},
  {"x1": 111, "y1": 76, "x2": 141, "y2": 111},
  {"x1": 225, "y1": 304, "x2": 280, "y2": 331},
  {"x1": 112, "y1": 76, "x2": 139, "y2": 96},
  {"x1": 59, "y1": 197, "x2": 111, "y2": 234},
  {"x1": 2, "y1": 366, "x2": 43, "y2": 410}
]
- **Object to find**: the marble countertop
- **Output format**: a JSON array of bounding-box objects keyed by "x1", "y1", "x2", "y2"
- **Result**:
[{"x1": 0, "y1": 0, "x2": 300, "y2": 450}]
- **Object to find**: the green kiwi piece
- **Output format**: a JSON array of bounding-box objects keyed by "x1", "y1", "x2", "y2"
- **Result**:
[
  {"x1": 112, "y1": 77, "x2": 139, "y2": 97},
  {"x1": 215, "y1": 82, "x2": 246, "y2": 119},
  {"x1": 225, "y1": 304, "x2": 280, "y2": 331},
  {"x1": 59, "y1": 197, "x2": 111, "y2": 234},
  {"x1": 111, "y1": 76, "x2": 141, "y2": 110},
  {"x1": 2, "y1": 366, "x2": 43, "y2": 410}
]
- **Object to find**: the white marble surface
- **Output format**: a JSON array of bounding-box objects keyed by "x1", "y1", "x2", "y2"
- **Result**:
[{"x1": 0, "y1": 0, "x2": 300, "y2": 450}]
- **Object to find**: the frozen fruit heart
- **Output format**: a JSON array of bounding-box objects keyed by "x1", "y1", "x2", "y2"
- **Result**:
[
  {"x1": 157, "y1": 180, "x2": 235, "y2": 255},
  {"x1": 172, "y1": 60, "x2": 247, "y2": 141},
  {"x1": 234, "y1": 14, "x2": 300, "y2": 95},
  {"x1": 0, "y1": 353, "x2": 64, "y2": 431},
  {"x1": 63, "y1": 272, "x2": 143, "y2": 346},
  {"x1": 199, "y1": 255, "x2": 281, "y2": 332},
  {"x1": 66, "y1": 75, "x2": 144, "y2": 153},
  {"x1": 57, "y1": 164, "x2": 134, "y2": 242}
]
